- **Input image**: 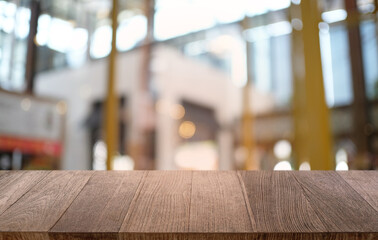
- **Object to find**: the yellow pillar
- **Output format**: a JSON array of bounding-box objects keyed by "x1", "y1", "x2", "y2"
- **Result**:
[
  {"x1": 300, "y1": 0, "x2": 334, "y2": 170},
  {"x1": 105, "y1": 0, "x2": 119, "y2": 170}
]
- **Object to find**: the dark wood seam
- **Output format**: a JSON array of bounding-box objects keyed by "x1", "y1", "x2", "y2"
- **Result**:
[
  {"x1": 290, "y1": 172, "x2": 329, "y2": 232},
  {"x1": 0, "y1": 170, "x2": 51, "y2": 217},
  {"x1": 336, "y1": 171, "x2": 378, "y2": 214},
  {"x1": 48, "y1": 171, "x2": 94, "y2": 232},
  {"x1": 118, "y1": 171, "x2": 149, "y2": 235},
  {"x1": 236, "y1": 171, "x2": 257, "y2": 231}
]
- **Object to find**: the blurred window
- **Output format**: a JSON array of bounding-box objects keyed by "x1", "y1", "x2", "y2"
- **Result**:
[
  {"x1": 47, "y1": 18, "x2": 74, "y2": 53},
  {"x1": 357, "y1": 0, "x2": 375, "y2": 13},
  {"x1": 329, "y1": 25, "x2": 353, "y2": 106},
  {"x1": 90, "y1": 25, "x2": 112, "y2": 59},
  {"x1": 320, "y1": 23, "x2": 353, "y2": 107},
  {"x1": 90, "y1": 12, "x2": 147, "y2": 59},
  {"x1": 246, "y1": 0, "x2": 291, "y2": 16},
  {"x1": 360, "y1": 20, "x2": 378, "y2": 100},
  {"x1": 173, "y1": 25, "x2": 245, "y2": 80},
  {"x1": 0, "y1": 0, "x2": 29, "y2": 92},
  {"x1": 247, "y1": 21, "x2": 293, "y2": 110},
  {"x1": 154, "y1": 0, "x2": 291, "y2": 41},
  {"x1": 154, "y1": 0, "x2": 217, "y2": 40},
  {"x1": 117, "y1": 13, "x2": 147, "y2": 52}
]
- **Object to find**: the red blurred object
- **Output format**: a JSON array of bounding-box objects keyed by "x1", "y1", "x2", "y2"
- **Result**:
[{"x1": 0, "y1": 135, "x2": 62, "y2": 157}]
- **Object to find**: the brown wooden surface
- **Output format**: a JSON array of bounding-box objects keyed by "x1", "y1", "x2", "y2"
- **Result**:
[
  {"x1": 338, "y1": 171, "x2": 378, "y2": 211},
  {"x1": 0, "y1": 171, "x2": 50, "y2": 215},
  {"x1": 239, "y1": 171, "x2": 327, "y2": 233},
  {"x1": 0, "y1": 170, "x2": 377, "y2": 240},
  {"x1": 0, "y1": 171, "x2": 92, "y2": 232},
  {"x1": 50, "y1": 171, "x2": 144, "y2": 240},
  {"x1": 292, "y1": 171, "x2": 377, "y2": 232},
  {"x1": 189, "y1": 171, "x2": 253, "y2": 233},
  {"x1": 120, "y1": 171, "x2": 191, "y2": 233}
]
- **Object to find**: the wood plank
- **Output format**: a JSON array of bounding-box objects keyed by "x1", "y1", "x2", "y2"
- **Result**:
[
  {"x1": 0, "y1": 171, "x2": 50, "y2": 215},
  {"x1": 0, "y1": 171, "x2": 92, "y2": 232},
  {"x1": 239, "y1": 171, "x2": 326, "y2": 233},
  {"x1": 1, "y1": 232, "x2": 376, "y2": 240},
  {"x1": 0, "y1": 232, "x2": 49, "y2": 240},
  {"x1": 119, "y1": 171, "x2": 192, "y2": 233},
  {"x1": 337, "y1": 171, "x2": 378, "y2": 211},
  {"x1": 0, "y1": 170, "x2": 377, "y2": 240},
  {"x1": 292, "y1": 171, "x2": 378, "y2": 232},
  {"x1": 48, "y1": 233, "x2": 118, "y2": 240},
  {"x1": 119, "y1": 232, "x2": 377, "y2": 240},
  {"x1": 189, "y1": 171, "x2": 253, "y2": 233},
  {"x1": 50, "y1": 171, "x2": 145, "y2": 239}
]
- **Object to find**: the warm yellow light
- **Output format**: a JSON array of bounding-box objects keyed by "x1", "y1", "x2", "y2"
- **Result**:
[
  {"x1": 56, "y1": 101, "x2": 67, "y2": 115},
  {"x1": 179, "y1": 121, "x2": 196, "y2": 139},
  {"x1": 170, "y1": 104, "x2": 185, "y2": 120}
]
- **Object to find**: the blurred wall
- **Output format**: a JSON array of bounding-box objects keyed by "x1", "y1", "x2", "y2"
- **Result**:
[{"x1": 35, "y1": 45, "x2": 243, "y2": 170}]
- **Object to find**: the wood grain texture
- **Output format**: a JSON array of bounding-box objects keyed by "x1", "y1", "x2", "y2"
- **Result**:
[
  {"x1": 0, "y1": 232, "x2": 376, "y2": 240},
  {"x1": 0, "y1": 232, "x2": 49, "y2": 240},
  {"x1": 119, "y1": 233, "x2": 377, "y2": 240},
  {"x1": 0, "y1": 171, "x2": 92, "y2": 232},
  {"x1": 48, "y1": 233, "x2": 117, "y2": 240},
  {"x1": 0, "y1": 170, "x2": 377, "y2": 240},
  {"x1": 119, "y1": 171, "x2": 192, "y2": 233},
  {"x1": 292, "y1": 171, "x2": 378, "y2": 232},
  {"x1": 238, "y1": 171, "x2": 327, "y2": 233},
  {"x1": 0, "y1": 171, "x2": 50, "y2": 215},
  {"x1": 189, "y1": 171, "x2": 253, "y2": 233},
  {"x1": 50, "y1": 171, "x2": 144, "y2": 239},
  {"x1": 338, "y1": 171, "x2": 378, "y2": 211}
]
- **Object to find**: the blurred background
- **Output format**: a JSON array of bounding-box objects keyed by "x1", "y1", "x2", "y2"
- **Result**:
[{"x1": 0, "y1": 0, "x2": 377, "y2": 171}]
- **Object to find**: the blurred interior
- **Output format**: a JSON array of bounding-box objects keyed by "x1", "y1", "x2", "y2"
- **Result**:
[{"x1": 0, "y1": 0, "x2": 377, "y2": 171}]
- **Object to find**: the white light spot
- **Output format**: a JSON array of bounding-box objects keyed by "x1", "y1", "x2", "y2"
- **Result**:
[
  {"x1": 36, "y1": 14, "x2": 52, "y2": 46},
  {"x1": 90, "y1": 25, "x2": 112, "y2": 59},
  {"x1": 2, "y1": 2, "x2": 16, "y2": 33},
  {"x1": 93, "y1": 140, "x2": 107, "y2": 170},
  {"x1": 117, "y1": 15, "x2": 147, "y2": 51},
  {"x1": 175, "y1": 142, "x2": 218, "y2": 170},
  {"x1": 336, "y1": 161, "x2": 349, "y2": 171},
  {"x1": 274, "y1": 161, "x2": 292, "y2": 171},
  {"x1": 47, "y1": 18, "x2": 74, "y2": 53},
  {"x1": 321, "y1": 9, "x2": 347, "y2": 24},
  {"x1": 273, "y1": 140, "x2": 292, "y2": 159},
  {"x1": 69, "y1": 28, "x2": 88, "y2": 51},
  {"x1": 335, "y1": 148, "x2": 348, "y2": 171},
  {"x1": 299, "y1": 161, "x2": 311, "y2": 171},
  {"x1": 15, "y1": 7, "x2": 31, "y2": 39},
  {"x1": 113, "y1": 155, "x2": 134, "y2": 170}
]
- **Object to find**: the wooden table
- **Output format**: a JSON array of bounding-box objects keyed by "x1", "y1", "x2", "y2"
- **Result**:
[{"x1": 0, "y1": 171, "x2": 377, "y2": 240}]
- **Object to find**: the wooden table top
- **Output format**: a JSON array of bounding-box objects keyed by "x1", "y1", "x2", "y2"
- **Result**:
[{"x1": 0, "y1": 171, "x2": 377, "y2": 240}]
